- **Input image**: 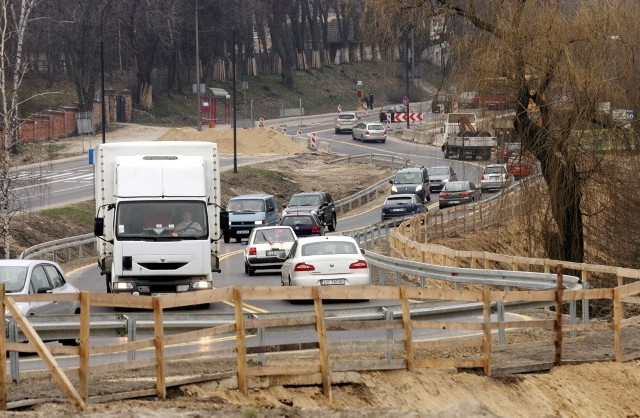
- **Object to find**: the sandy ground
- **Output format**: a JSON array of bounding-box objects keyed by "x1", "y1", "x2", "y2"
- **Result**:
[{"x1": 8, "y1": 123, "x2": 640, "y2": 417}]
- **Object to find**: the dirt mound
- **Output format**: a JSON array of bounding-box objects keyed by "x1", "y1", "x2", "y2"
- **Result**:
[{"x1": 158, "y1": 127, "x2": 306, "y2": 155}]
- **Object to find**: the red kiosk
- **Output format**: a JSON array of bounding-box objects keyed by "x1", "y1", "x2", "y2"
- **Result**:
[{"x1": 199, "y1": 88, "x2": 231, "y2": 128}]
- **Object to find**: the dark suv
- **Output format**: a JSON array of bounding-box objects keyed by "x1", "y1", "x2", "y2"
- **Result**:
[
  {"x1": 389, "y1": 167, "x2": 431, "y2": 203},
  {"x1": 282, "y1": 190, "x2": 337, "y2": 232}
]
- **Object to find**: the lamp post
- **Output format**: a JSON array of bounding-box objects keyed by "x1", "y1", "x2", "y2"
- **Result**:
[
  {"x1": 100, "y1": 1, "x2": 111, "y2": 144},
  {"x1": 232, "y1": 3, "x2": 237, "y2": 173}
]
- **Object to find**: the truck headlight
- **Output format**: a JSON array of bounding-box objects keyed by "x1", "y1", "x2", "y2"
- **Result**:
[
  {"x1": 416, "y1": 185, "x2": 423, "y2": 192},
  {"x1": 114, "y1": 282, "x2": 134, "y2": 290},
  {"x1": 191, "y1": 280, "x2": 213, "y2": 290},
  {"x1": 391, "y1": 185, "x2": 398, "y2": 193}
]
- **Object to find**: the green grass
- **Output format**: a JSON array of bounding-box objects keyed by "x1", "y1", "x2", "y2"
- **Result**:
[{"x1": 41, "y1": 201, "x2": 95, "y2": 227}]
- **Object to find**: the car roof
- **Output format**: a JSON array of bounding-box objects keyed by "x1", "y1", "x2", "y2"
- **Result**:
[
  {"x1": 230, "y1": 193, "x2": 273, "y2": 200},
  {"x1": 281, "y1": 212, "x2": 320, "y2": 219},
  {"x1": 290, "y1": 191, "x2": 327, "y2": 196},
  {"x1": 396, "y1": 167, "x2": 423, "y2": 173},
  {"x1": 0, "y1": 259, "x2": 52, "y2": 267},
  {"x1": 252, "y1": 225, "x2": 294, "y2": 232},
  {"x1": 385, "y1": 194, "x2": 417, "y2": 199},
  {"x1": 295, "y1": 235, "x2": 358, "y2": 244},
  {"x1": 338, "y1": 111, "x2": 357, "y2": 116}
]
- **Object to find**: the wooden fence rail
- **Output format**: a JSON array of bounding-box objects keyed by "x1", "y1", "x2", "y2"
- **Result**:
[{"x1": 2, "y1": 278, "x2": 640, "y2": 411}]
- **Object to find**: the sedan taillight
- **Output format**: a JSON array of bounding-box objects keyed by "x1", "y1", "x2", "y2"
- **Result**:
[
  {"x1": 294, "y1": 262, "x2": 315, "y2": 272},
  {"x1": 248, "y1": 247, "x2": 257, "y2": 255},
  {"x1": 365, "y1": 130, "x2": 370, "y2": 134},
  {"x1": 460, "y1": 191, "x2": 471, "y2": 197},
  {"x1": 439, "y1": 192, "x2": 449, "y2": 198},
  {"x1": 311, "y1": 225, "x2": 320, "y2": 234},
  {"x1": 349, "y1": 260, "x2": 368, "y2": 269}
]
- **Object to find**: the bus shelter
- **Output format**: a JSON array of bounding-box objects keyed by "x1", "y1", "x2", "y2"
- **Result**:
[{"x1": 199, "y1": 88, "x2": 231, "y2": 128}]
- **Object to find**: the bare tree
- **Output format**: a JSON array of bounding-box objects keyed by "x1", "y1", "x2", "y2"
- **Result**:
[{"x1": 0, "y1": 0, "x2": 40, "y2": 258}]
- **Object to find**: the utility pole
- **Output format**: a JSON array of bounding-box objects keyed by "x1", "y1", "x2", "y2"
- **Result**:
[
  {"x1": 232, "y1": 2, "x2": 237, "y2": 173},
  {"x1": 195, "y1": 0, "x2": 201, "y2": 131},
  {"x1": 405, "y1": 33, "x2": 410, "y2": 130}
]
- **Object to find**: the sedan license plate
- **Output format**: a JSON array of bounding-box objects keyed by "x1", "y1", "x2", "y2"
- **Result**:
[
  {"x1": 320, "y1": 278, "x2": 345, "y2": 285},
  {"x1": 449, "y1": 200, "x2": 460, "y2": 204},
  {"x1": 236, "y1": 230, "x2": 250, "y2": 234},
  {"x1": 392, "y1": 208, "x2": 405, "y2": 212},
  {"x1": 266, "y1": 250, "x2": 285, "y2": 257}
]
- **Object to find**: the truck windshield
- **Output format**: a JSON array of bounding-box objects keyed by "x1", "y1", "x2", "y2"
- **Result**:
[{"x1": 116, "y1": 201, "x2": 207, "y2": 239}]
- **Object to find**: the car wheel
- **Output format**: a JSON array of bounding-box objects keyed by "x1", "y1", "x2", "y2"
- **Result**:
[
  {"x1": 223, "y1": 232, "x2": 230, "y2": 243},
  {"x1": 244, "y1": 262, "x2": 249, "y2": 274},
  {"x1": 235, "y1": 236, "x2": 242, "y2": 243},
  {"x1": 246, "y1": 263, "x2": 255, "y2": 276},
  {"x1": 105, "y1": 275, "x2": 112, "y2": 293},
  {"x1": 335, "y1": 128, "x2": 340, "y2": 134},
  {"x1": 328, "y1": 213, "x2": 337, "y2": 232},
  {"x1": 380, "y1": 138, "x2": 386, "y2": 143}
]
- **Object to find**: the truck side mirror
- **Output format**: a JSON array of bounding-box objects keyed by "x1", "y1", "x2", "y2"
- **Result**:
[
  {"x1": 220, "y1": 210, "x2": 229, "y2": 230},
  {"x1": 94, "y1": 217, "x2": 104, "y2": 236}
]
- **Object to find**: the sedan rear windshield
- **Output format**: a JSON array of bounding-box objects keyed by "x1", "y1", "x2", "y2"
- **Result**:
[
  {"x1": 367, "y1": 124, "x2": 384, "y2": 130},
  {"x1": 443, "y1": 182, "x2": 470, "y2": 192},
  {"x1": 338, "y1": 114, "x2": 356, "y2": 120},
  {"x1": 301, "y1": 241, "x2": 358, "y2": 256}
]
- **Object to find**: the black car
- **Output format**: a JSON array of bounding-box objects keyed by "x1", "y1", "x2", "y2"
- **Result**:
[
  {"x1": 278, "y1": 213, "x2": 325, "y2": 237},
  {"x1": 379, "y1": 104, "x2": 407, "y2": 122},
  {"x1": 282, "y1": 190, "x2": 337, "y2": 232},
  {"x1": 381, "y1": 194, "x2": 427, "y2": 221},
  {"x1": 389, "y1": 167, "x2": 431, "y2": 203}
]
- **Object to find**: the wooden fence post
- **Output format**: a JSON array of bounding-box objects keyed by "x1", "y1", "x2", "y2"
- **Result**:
[
  {"x1": 152, "y1": 296, "x2": 166, "y2": 400},
  {"x1": 79, "y1": 292, "x2": 91, "y2": 402},
  {"x1": 312, "y1": 287, "x2": 332, "y2": 401},
  {"x1": 482, "y1": 290, "x2": 492, "y2": 376},
  {"x1": 613, "y1": 287, "x2": 622, "y2": 362},
  {"x1": 554, "y1": 264, "x2": 564, "y2": 367},
  {"x1": 233, "y1": 287, "x2": 248, "y2": 395},
  {"x1": 400, "y1": 287, "x2": 414, "y2": 372}
]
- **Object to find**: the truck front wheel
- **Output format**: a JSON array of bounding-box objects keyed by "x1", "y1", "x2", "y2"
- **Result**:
[
  {"x1": 223, "y1": 232, "x2": 230, "y2": 243},
  {"x1": 105, "y1": 274, "x2": 112, "y2": 293}
]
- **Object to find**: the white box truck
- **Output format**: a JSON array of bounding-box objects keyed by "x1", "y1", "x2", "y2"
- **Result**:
[
  {"x1": 93, "y1": 141, "x2": 226, "y2": 295},
  {"x1": 442, "y1": 113, "x2": 497, "y2": 160}
]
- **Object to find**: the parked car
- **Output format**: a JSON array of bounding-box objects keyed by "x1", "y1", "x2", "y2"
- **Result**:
[
  {"x1": 507, "y1": 155, "x2": 534, "y2": 179},
  {"x1": 352, "y1": 122, "x2": 387, "y2": 143},
  {"x1": 280, "y1": 236, "x2": 370, "y2": 287},
  {"x1": 480, "y1": 164, "x2": 513, "y2": 192},
  {"x1": 427, "y1": 166, "x2": 458, "y2": 192},
  {"x1": 278, "y1": 213, "x2": 325, "y2": 237},
  {"x1": 282, "y1": 190, "x2": 336, "y2": 232},
  {"x1": 438, "y1": 180, "x2": 482, "y2": 209},
  {"x1": 334, "y1": 111, "x2": 360, "y2": 134},
  {"x1": 389, "y1": 167, "x2": 431, "y2": 203},
  {"x1": 243, "y1": 226, "x2": 297, "y2": 275},
  {"x1": 381, "y1": 194, "x2": 427, "y2": 221},
  {"x1": 0, "y1": 260, "x2": 80, "y2": 345},
  {"x1": 379, "y1": 104, "x2": 406, "y2": 122}
]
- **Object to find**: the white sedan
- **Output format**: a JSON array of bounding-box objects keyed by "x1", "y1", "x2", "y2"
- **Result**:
[
  {"x1": 351, "y1": 122, "x2": 387, "y2": 143},
  {"x1": 244, "y1": 226, "x2": 297, "y2": 275},
  {"x1": 280, "y1": 236, "x2": 370, "y2": 287}
]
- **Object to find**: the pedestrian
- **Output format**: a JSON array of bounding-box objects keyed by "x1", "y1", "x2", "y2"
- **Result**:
[
  {"x1": 363, "y1": 97, "x2": 369, "y2": 110},
  {"x1": 368, "y1": 94, "x2": 374, "y2": 110}
]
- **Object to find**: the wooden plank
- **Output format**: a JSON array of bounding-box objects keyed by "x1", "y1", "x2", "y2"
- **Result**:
[
  {"x1": 325, "y1": 319, "x2": 403, "y2": 331},
  {"x1": 491, "y1": 362, "x2": 555, "y2": 376},
  {"x1": 404, "y1": 286, "x2": 483, "y2": 302},
  {"x1": 621, "y1": 351, "x2": 640, "y2": 362},
  {"x1": 331, "y1": 359, "x2": 406, "y2": 372},
  {"x1": 621, "y1": 296, "x2": 640, "y2": 305},
  {"x1": 4, "y1": 298, "x2": 87, "y2": 410},
  {"x1": 328, "y1": 339, "x2": 403, "y2": 354},
  {"x1": 89, "y1": 338, "x2": 155, "y2": 355},
  {"x1": 618, "y1": 280, "x2": 640, "y2": 298},
  {"x1": 89, "y1": 293, "x2": 153, "y2": 309},
  {"x1": 413, "y1": 337, "x2": 483, "y2": 350},
  {"x1": 163, "y1": 323, "x2": 237, "y2": 346},
  {"x1": 621, "y1": 316, "x2": 640, "y2": 327},
  {"x1": 413, "y1": 357, "x2": 485, "y2": 369},
  {"x1": 246, "y1": 341, "x2": 319, "y2": 354},
  {"x1": 152, "y1": 297, "x2": 166, "y2": 400},
  {"x1": 246, "y1": 315, "x2": 316, "y2": 329},
  {"x1": 411, "y1": 320, "x2": 484, "y2": 331},
  {"x1": 313, "y1": 287, "x2": 331, "y2": 401},
  {"x1": 154, "y1": 289, "x2": 220, "y2": 309},
  {"x1": 246, "y1": 365, "x2": 320, "y2": 377},
  {"x1": 0, "y1": 284, "x2": 6, "y2": 410},
  {"x1": 492, "y1": 339, "x2": 558, "y2": 352},
  {"x1": 564, "y1": 288, "x2": 615, "y2": 301},
  {"x1": 482, "y1": 290, "x2": 492, "y2": 375},
  {"x1": 492, "y1": 290, "x2": 556, "y2": 303},
  {"x1": 490, "y1": 319, "x2": 554, "y2": 330},
  {"x1": 564, "y1": 323, "x2": 613, "y2": 332},
  {"x1": 400, "y1": 287, "x2": 414, "y2": 372},
  {"x1": 242, "y1": 285, "x2": 312, "y2": 301},
  {"x1": 8, "y1": 293, "x2": 79, "y2": 303},
  {"x1": 233, "y1": 287, "x2": 248, "y2": 396},
  {"x1": 79, "y1": 292, "x2": 90, "y2": 403}
]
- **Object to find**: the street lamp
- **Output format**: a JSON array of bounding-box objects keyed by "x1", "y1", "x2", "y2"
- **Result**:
[{"x1": 100, "y1": 1, "x2": 112, "y2": 144}]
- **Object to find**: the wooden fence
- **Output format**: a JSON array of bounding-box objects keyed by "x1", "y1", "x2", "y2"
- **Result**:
[{"x1": 2, "y1": 277, "x2": 640, "y2": 411}]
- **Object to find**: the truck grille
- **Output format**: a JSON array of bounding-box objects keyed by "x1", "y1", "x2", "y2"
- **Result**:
[{"x1": 138, "y1": 262, "x2": 188, "y2": 270}]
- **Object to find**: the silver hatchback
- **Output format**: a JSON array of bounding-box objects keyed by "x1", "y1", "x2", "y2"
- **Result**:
[
  {"x1": 352, "y1": 122, "x2": 387, "y2": 143},
  {"x1": 334, "y1": 112, "x2": 359, "y2": 134}
]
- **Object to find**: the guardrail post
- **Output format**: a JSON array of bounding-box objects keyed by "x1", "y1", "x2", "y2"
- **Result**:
[
  {"x1": 498, "y1": 286, "x2": 507, "y2": 345},
  {"x1": 8, "y1": 320, "x2": 19, "y2": 382},
  {"x1": 127, "y1": 315, "x2": 136, "y2": 361},
  {"x1": 569, "y1": 299, "x2": 577, "y2": 338},
  {"x1": 255, "y1": 314, "x2": 265, "y2": 366},
  {"x1": 395, "y1": 271, "x2": 401, "y2": 286},
  {"x1": 382, "y1": 307, "x2": 394, "y2": 361},
  {"x1": 582, "y1": 280, "x2": 590, "y2": 325},
  {"x1": 554, "y1": 265, "x2": 564, "y2": 367}
]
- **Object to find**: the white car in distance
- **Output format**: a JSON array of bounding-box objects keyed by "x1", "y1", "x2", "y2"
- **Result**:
[
  {"x1": 280, "y1": 236, "x2": 370, "y2": 289},
  {"x1": 243, "y1": 226, "x2": 297, "y2": 275}
]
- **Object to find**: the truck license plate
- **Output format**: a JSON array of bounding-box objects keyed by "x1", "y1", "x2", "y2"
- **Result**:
[
  {"x1": 321, "y1": 278, "x2": 345, "y2": 285},
  {"x1": 236, "y1": 230, "x2": 249, "y2": 234}
]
